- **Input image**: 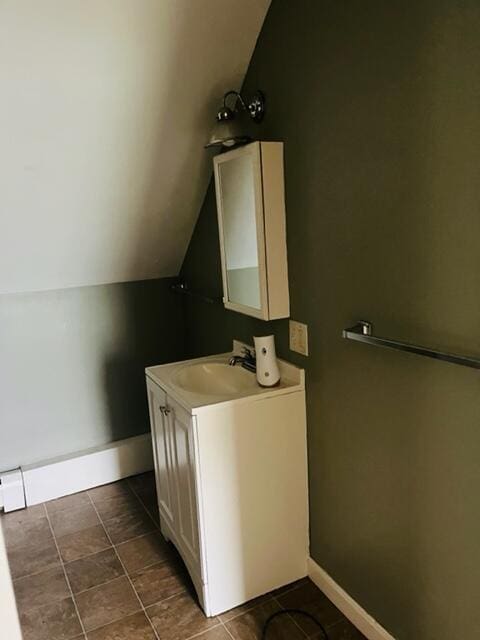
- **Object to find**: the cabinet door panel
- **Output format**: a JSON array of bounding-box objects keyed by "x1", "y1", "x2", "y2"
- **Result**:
[
  {"x1": 147, "y1": 382, "x2": 175, "y2": 528},
  {"x1": 169, "y1": 400, "x2": 200, "y2": 564}
]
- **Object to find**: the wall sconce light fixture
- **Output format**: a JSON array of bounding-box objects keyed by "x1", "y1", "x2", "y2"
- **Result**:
[{"x1": 205, "y1": 90, "x2": 265, "y2": 149}]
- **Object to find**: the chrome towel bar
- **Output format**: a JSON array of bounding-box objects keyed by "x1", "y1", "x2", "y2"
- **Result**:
[{"x1": 343, "y1": 321, "x2": 480, "y2": 370}]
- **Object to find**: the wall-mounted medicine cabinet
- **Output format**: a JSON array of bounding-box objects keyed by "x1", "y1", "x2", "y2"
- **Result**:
[{"x1": 213, "y1": 141, "x2": 290, "y2": 320}]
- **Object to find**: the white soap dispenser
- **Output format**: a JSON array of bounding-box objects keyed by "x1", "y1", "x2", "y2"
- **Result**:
[{"x1": 254, "y1": 335, "x2": 280, "y2": 387}]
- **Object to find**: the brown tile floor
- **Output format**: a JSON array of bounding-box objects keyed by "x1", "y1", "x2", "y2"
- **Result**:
[{"x1": 1, "y1": 472, "x2": 366, "y2": 640}]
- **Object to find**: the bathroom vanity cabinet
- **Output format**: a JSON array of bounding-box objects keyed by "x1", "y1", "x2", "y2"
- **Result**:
[{"x1": 145, "y1": 344, "x2": 308, "y2": 616}]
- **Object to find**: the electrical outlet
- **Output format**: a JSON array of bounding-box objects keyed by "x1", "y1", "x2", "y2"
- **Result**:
[{"x1": 289, "y1": 320, "x2": 309, "y2": 356}]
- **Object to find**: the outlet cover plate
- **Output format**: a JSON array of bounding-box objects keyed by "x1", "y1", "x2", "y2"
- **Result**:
[{"x1": 289, "y1": 320, "x2": 309, "y2": 356}]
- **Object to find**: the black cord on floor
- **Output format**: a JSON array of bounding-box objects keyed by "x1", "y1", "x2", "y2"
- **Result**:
[{"x1": 261, "y1": 608, "x2": 329, "y2": 639}]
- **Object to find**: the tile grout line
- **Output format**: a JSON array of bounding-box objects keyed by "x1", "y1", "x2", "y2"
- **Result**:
[
  {"x1": 63, "y1": 544, "x2": 115, "y2": 568},
  {"x1": 12, "y1": 558, "x2": 73, "y2": 585},
  {"x1": 56, "y1": 526, "x2": 161, "y2": 568},
  {"x1": 33, "y1": 485, "x2": 184, "y2": 610},
  {"x1": 272, "y1": 588, "x2": 346, "y2": 638},
  {"x1": 215, "y1": 586, "x2": 306, "y2": 628},
  {"x1": 78, "y1": 609, "x2": 154, "y2": 637},
  {"x1": 126, "y1": 477, "x2": 162, "y2": 530},
  {"x1": 127, "y1": 477, "x2": 234, "y2": 638},
  {"x1": 272, "y1": 594, "x2": 310, "y2": 638},
  {"x1": 218, "y1": 595, "x2": 277, "y2": 624},
  {"x1": 96, "y1": 480, "x2": 230, "y2": 640},
  {"x1": 115, "y1": 528, "x2": 163, "y2": 551},
  {"x1": 72, "y1": 572, "x2": 126, "y2": 597},
  {"x1": 70, "y1": 568, "x2": 185, "y2": 601},
  {"x1": 44, "y1": 480, "x2": 313, "y2": 639},
  {"x1": 11, "y1": 485, "x2": 316, "y2": 640},
  {"x1": 220, "y1": 618, "x2": 237, "y2": 640},
  {"x1": 10, "y1": 544, "x2": 169, "y2": 587},
  {"x1": 274, "y1": 579, "x2": 310, "y2": 597},
  {"x1": 116, "y1": 478, "x2": 305, "y2": 638},
  {"x1": 87, "y1": 481, "x2": 157, "y2": 540},
  {"x1": 44, "y1": 498, "x2": 92, "y2": 518},
  {"x1": 87, "y1": 491, "x2": 162, "y2": 640},
  {"x1": 181, "y1": 621, "x2": 224, "y2": 640},
  {"x1": 115, "y1": 553, "x2": 172, "y2": 576},
  {"x1": 10, "y1": 480, "x2": 160, "y2": 585},
  {"x1": 42, "y1": 503, "x2": 88, "y2": 640},
  {"x1": 9, "y1": 537, "x2": 131, "y2": 585},
  {"x1": 9, "y1": 533, "x2": 152, "y2": 586}
]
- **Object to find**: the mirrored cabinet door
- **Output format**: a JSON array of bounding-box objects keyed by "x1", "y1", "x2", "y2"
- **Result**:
[{"x1": 213, "y1": 142, "x2": 289, "y2": 320}]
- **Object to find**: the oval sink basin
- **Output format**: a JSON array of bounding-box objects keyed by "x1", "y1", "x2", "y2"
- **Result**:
[{"x1": 172, "y1": 361, "x2": 257, "y2": 396}]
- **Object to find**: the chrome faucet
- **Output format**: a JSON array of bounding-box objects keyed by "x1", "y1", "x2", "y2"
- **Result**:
[{"x1": 229, "y1": 347, "x2": 256, "y2": 373}]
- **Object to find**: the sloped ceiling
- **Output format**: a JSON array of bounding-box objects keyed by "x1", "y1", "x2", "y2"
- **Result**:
[{"x1": 0, "y1": 0, "x2": 270, "y2": 294}]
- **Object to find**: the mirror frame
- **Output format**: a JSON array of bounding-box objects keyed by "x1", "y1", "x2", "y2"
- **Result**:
[
  {"x1": 214, "y1": 142, "x2": 269, "y2": 319},
  {"x1": 213, "y1": 141, "x2": 290, "y2": 321}
]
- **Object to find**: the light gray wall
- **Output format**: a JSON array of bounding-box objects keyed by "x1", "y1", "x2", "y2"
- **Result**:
[
  {"x1": 0, "y1": 278, "x2": 184, "y2": 470},
  {"x1": 181, "y1": 1, "x2": 480, "y2": 638}
]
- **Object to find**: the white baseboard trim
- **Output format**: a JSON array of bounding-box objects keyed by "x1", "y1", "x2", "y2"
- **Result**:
[
  {"x1": 22, "y1": 433, "x2": 154, "y2": 506},
  {"x1": 308, "y1": 557, "x2": 395, "y2": 640}
]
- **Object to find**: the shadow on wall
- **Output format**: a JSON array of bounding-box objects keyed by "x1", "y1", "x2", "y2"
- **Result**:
[
  {"x1": 102, "y1": 278, "x2": 185, "y2": 444},
  {"x1": 0, "y1": 281, "x2": 183, "y2": 470}
]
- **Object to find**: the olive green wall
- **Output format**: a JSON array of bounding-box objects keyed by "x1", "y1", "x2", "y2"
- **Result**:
[{"x1": 182, "y1": 2, "x2": 480, "y2": 638}]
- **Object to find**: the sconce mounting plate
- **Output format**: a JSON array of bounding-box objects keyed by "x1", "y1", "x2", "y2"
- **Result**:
[{"x1": 247, "y1": 90, "x2": 265, "y2": 122}]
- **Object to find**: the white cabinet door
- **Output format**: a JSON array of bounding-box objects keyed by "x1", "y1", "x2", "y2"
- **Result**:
[
  {"x1": 146, "y1": 380, "x2": 176, "y2": 530},
  {"x1": 168, "y1": 397, "x2": 200, "y2": 566}
]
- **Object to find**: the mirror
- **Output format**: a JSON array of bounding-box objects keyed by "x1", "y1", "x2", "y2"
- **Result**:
[
  {"x1": 217, "y1": 152, "x2": 261, "y2": 310},
  {"x1": 213, "y1": 142, "x2": 290, "y2": 320}
]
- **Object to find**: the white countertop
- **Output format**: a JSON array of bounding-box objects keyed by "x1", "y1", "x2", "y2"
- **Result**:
[{"x1": 145, "y1": 341, "x2": 304, "y2": 412}]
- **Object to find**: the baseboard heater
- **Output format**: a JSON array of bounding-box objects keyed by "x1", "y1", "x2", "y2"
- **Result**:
[{"x1": 0, "y1": 469, "x2": 26, "y2": 513}]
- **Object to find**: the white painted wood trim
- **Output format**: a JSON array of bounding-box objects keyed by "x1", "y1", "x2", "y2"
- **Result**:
[
  {"x1": 22, "y1": 434, "x2": 153, "y2": 506},
  {"x1": 308, "y1": 557, "x2": 396, "y2": 640},
  {"x1": 260, "y1": 142, "x2": 290, "y2": 319}
]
